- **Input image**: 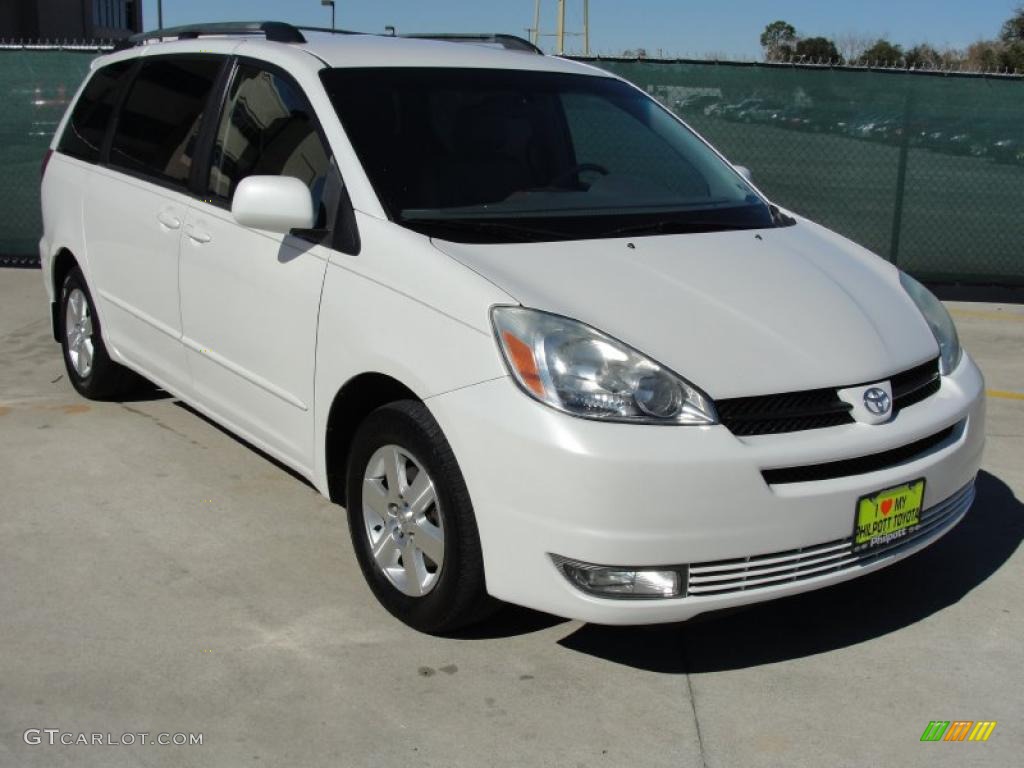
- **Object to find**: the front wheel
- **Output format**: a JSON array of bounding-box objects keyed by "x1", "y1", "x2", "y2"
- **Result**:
[{"x1": 345, "y1": 400, "x2": 495, "y2": 633}]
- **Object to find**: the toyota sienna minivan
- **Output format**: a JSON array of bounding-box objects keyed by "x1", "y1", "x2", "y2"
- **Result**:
[{"x1": 40, "y1": 22, "x2": 985, "y2": 632}]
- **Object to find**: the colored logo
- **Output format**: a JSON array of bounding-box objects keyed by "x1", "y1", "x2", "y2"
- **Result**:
[
  {"x1": 920, "y1": 721, "x2": 997, "y2": 742},
  {"x1": 863, "y1": 387, "x2": 892, "y2": 416}
]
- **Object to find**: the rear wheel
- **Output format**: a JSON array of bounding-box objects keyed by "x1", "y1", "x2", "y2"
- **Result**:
[
  {"x1": 346, "y1": 400, "x2": 495, "y2": 633},
  {"x1": 59, "y1": 267, "x2": 142, "y2": 399}
]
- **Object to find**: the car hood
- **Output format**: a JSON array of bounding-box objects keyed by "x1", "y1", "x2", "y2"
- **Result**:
[{"x1": 432, "y1": 220, "x2": 939, "y2": 398}]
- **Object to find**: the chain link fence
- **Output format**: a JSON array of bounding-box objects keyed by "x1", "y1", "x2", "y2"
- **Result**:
[
  {"x1": 582, "y1": 58, "x2": 1024, "y2": 285},
  {"x1": 1, "y1": 49, "x2": 1022, "y2": 283},
  {"x1": 0, "y1": 47, "x2": 95, "y2": 265}
]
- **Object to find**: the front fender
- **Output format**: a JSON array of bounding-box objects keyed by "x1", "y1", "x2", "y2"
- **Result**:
[{"x1": 311, "y1": 218, "x2": 513, "y2": 495}]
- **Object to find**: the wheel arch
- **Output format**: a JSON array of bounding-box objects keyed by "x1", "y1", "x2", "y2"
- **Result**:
[
  {"x1": 50, "y1": 248, "x2": 80, "y2": 342},
  {"x1": 324, "y1": 371, "x2": 422, "y2": 505}
]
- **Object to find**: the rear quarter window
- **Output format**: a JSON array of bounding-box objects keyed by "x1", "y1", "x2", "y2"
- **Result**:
[
  {"x1": 57, "y1": 59, "x2": 134, "y2": 163},
  {"x1": 109, "y1": 56, "x2": 223, "y2": 186}
]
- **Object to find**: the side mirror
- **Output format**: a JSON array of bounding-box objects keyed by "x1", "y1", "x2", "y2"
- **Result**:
[
  {"x1": 231, "y1": 176, "x2": 314, "y2": 234},
  {"x1": 734, "y1": 165, "x2": 753, "y2": 182}
]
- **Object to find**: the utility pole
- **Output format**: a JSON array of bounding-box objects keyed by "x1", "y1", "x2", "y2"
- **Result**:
[
  {"x1": 556, "y1": 0, "x2": 565, "y2": 55},
  {"x1": 583, "y1": 0, "x2": 589, "y2": 55},
  {"x1": 157, "y1": 0, "x2": 163, "y2": 31},
  {"x1": 534, "y1": 1, "x2": 591, "y2": 55}
]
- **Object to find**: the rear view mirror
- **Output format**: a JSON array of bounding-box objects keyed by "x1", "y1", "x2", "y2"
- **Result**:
[
  {"x1": 734, "y1": 165, "x2": 753, "y2": 182},
  {"x1": 231, "y1": 176, "x2": 314, "y2": 234}
]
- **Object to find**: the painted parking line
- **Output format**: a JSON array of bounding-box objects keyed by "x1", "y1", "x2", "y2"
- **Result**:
[
  {"x1": 950, "y1": 308, "x2": 1024, "y2": 322},
  {"x1": 987, "y1": 389, "x2": 1024, "y2": 401}
]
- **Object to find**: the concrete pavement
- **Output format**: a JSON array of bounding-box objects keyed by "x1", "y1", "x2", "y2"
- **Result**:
[{"x1": 1, "y1": 268, "x2": 1021, "y2": 767}]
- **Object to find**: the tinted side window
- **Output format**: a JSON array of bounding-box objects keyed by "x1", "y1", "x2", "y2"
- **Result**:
[
  {"x1": 57, "y1": 60, "x2": 134, "y2": 163},
  {"x1": 110, "y1": 56, "x2": 222, "y2": 186},
  {"x1": 209, "y1": 64, "x2": 330, "y2": 222}
]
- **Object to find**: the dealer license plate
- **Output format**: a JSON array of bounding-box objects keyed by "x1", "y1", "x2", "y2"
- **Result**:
[{"x1": 853, "y1": 479, "x2": 926, "y2": 552}]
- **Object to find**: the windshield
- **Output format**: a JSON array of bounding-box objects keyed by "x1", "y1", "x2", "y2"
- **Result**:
[{"x1": 320, "y1": 67, "x2": 780, "y2": 242}]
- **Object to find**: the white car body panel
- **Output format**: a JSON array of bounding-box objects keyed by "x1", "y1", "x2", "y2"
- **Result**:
[
  {"x1": 38, "y1": 31, "x2": 986, "y2": 625},
  {"x1": 178, "y1": 200, "x2": 330, "y2": 469},
  {"x1": 311, "y1": 213, "x2": 513, "y2": 494},
  {"x1": 434, "y1": 219, "x2": 940, "y2": 399},
  {"x1": 83, "y1": 166, "x2": 192, "y2": 393},
  {"x1": 427, "y1": 357, "x2": 984, "y2": 623},
  {"x1": 297, "y1": 32, "x2": 603, "y2": 74},
  {"x1": 38, "y1": 155, "x2": 90, "y2": 306}
]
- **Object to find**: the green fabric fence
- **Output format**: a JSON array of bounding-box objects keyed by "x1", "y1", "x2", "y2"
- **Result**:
[
  {"x1": 581, "y1": 58, "x2": 1024, "y2": 285},
  {"x1": 1, "y1": 49, "x2": 1022, "y2": 283},
  {"x1": 0, "y1": 49, "x2": 95, "y2": 262}
]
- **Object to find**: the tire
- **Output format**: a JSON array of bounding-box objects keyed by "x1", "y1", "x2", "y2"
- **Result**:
[
  {"x1": 59, "y1": 266, "x2": 142, "y2": 400},
  {"x1": 345, "y1": 400, "x2": 496, "y2": 633}
]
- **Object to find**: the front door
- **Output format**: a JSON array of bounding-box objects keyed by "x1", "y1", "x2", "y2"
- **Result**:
[{"x1": 179, "y1": 62, "x2": 336, "y2": 471}]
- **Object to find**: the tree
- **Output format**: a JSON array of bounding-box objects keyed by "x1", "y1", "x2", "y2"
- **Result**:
[
  {"x1": 966, "y1": 40, "x2": 1002, "y2": 71},
  {"x1": 999, "y1": 41, "x2": 1024, "y2": 71},
  {"x1": 905, "y1": 43, "x2": 941, "y2": 69},
  {"x1": 834, "y1": 32, "x2": 874, "y2": 63},
  {"x1": 858, "y1": 39, "x2": 904, "y2": 66},
  {"x1": 760, "y1": 20, "x2": 797, "y2": 61},
  {"x1": 936, "y1": 47, "x2": 968, "y2": 69},
  {"x1": 997, "y1": 5, "x2": 1024, "y2": 70},
  {"x1": 794, "y1": 36, "x2": 842, "y2": 63},
  {"x1": 1000, "y1": 5, "x2": 1024, "y2": 42}
]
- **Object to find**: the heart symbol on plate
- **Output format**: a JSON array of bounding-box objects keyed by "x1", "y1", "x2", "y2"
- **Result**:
[{"x1": 881, "y1": 499, "x2": 894, "y2": 516}]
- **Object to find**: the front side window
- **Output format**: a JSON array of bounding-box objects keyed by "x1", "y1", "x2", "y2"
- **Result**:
[
  {"x1": 321, "y1": 67, "x2": 777, "y2": 242},
  {"x1": 208, "y1": 64, "x2": 331, "y2": 225},
  {"x1": 109, "y1": 56, "x2": 222, "y2": 186},
  {"x1": 57, "y1": 60, "x2": 133, "y2": 163}
]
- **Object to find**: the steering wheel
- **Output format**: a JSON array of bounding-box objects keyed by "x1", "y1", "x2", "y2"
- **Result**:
[{"x1": 550, "y1": 162, "x2": 610, "y2": 188}]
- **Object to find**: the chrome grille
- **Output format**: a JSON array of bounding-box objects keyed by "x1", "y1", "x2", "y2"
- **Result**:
[{"x1": 686, "y1": 482, "x2": 974, "y2": 597}]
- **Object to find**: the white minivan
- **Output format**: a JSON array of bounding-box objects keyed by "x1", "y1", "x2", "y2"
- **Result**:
[{"x1": 41, "y1": 22, "x2": 985, "y2": 633}]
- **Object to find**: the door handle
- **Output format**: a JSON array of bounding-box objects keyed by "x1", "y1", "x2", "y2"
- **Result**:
[
  {"x1": 157, "y1": 210, "x2": 181, "y2": 230},
  {"x1": 185, "y1": 224, "x2": 211, "y2": 244}
]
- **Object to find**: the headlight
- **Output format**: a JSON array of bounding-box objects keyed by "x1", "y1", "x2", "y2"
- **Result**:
[
  {"x1": 491, "y1": 306, "x2": 717, "y2": 425},
  {"x1": 899, "y1": 272, "x2": 962, "y2": 375}
]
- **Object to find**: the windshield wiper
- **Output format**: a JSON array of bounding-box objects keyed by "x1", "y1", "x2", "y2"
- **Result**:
[
  {"x1": 599, "y1": 218, "x2": 763, "y2": 238},
  {"x1": 404, "y1": 217, "x2": 572, "y2": 243}
]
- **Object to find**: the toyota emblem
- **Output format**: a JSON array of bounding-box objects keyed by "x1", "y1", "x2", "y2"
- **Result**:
[{"x1": 863, "y1": 387, "x2": 892, "y2": 416}]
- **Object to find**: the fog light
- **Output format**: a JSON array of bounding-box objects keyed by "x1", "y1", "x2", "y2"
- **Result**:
[{"x1": 552, "y1": 556, "x2": 686, "y2": 599}]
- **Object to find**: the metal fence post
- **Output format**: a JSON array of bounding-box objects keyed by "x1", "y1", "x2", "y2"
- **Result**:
[{"x1": 888, "y1": 78, "x2": 915, "y2": 266}]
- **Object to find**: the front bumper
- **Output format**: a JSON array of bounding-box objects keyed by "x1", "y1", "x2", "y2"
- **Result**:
[{"x1": 426, "y1": 355, "x2": 985, "y2": 624}]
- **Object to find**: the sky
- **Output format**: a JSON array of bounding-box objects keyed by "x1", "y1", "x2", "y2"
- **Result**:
[{"x1": 139, "y1": 1, "x2": 1020, "y2": 58}]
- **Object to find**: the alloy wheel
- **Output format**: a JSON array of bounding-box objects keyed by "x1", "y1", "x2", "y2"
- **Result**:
[
  {"x1": 361, "y1": 445, "x2": 445, "y2": 597},
  {"x1": 65, "y1": 287, "x2": 95, "y2": 379}
]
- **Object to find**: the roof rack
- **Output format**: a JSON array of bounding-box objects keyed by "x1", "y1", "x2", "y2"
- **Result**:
[
  {"x1": 297, "y1": 27, "x2": 542, "y2": 54},
  {"x1": 398, "y1": 33, "x2": 542, "y2": 55},
  {"x1": 113, "y1": 21, "x2": 306, "y2": 51},
  {"x1": 112, "y1": 21, "x2": 544, "y2": 56}
]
